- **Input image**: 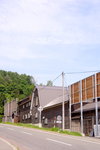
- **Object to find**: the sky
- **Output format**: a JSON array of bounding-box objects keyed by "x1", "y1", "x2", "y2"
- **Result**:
[{"x1": 0, "y1": 0, "x2": 100, "y2": 86}]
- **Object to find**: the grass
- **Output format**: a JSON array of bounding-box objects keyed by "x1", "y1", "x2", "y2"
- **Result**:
[
  {"x1": 0, "y1": 115, "x2": 3, "y2": 123},
  {"x1": 1, "y1": 122, "x2": 82, "y2": 136}
]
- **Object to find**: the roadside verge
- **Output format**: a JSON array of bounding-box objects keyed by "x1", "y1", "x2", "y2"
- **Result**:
[{"x1": 1, "y1": 122, "x2": 82, "y2": 136}]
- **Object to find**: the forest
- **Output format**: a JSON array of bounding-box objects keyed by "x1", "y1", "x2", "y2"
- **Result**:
[{"x1": 0, "y1": 70, "x2": 35, "y2": 118}]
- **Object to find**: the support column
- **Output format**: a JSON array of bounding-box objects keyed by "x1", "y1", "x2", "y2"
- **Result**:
[
  {"x1": 95, "y1": 73, "x2": 98, "y2": 137},
  {"x1": 62, "y1": 72, "x2": 65, "y2": 131},
  {"x1": 69, "y1": 86, "x2": 72, "y2": 130},
  {"x1": 80, "y1": 80, "x2": 84, "y2": 134}
]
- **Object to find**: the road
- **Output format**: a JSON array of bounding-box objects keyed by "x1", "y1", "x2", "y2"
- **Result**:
[{"x1": 0, "y1": 124, "x2": 100, "y2": 150}]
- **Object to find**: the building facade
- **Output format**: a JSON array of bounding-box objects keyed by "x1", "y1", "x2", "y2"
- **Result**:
[
  {"x1": 18, "y1": 97, "x2": 32, "y2": 123},
  {"x1": 3, "y1": 72, "x2": 100, "y2": 136},
  {"x1": 3, "y1": 99, "x2": 18, "y2": 123}
]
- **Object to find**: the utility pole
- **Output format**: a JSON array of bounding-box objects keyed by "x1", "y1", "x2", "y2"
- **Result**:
[
  {"x1": 69, "y1": 86, "x2": 72, "y2": 130},
  {"x1": 95, "y1": 73, "x2": 98, "y2": 137},
  {"x1": 80, "y1": 80, "x2": 83, "y2": 135},
  {"x1": 62, "y1": 72, "x2": 65, "y2": 131}
]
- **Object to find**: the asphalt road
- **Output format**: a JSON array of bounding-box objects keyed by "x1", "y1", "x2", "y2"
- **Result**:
[{"x1": 0, "y1": 124, "x2": 100, "y2": 150}]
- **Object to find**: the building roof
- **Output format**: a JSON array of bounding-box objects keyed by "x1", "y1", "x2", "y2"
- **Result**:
[
  {"x1": 43, "y1": 94, "x2": 68, "y2": 109},
  {"x1": 18, "y1": 96, "x2": 31, "y2": 105},
  {"x1": 72, "y1": 101, "x2": 100, "y2": 113},
  {"x1": 36, "y1": 85, "x2": 68, "y2": 108}
]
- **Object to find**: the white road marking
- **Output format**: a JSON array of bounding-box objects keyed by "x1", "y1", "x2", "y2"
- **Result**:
[
  {"x1": 29, "y1": 129, "x2": 100, "y2": 145},
  {"x1": 2, "y1": 124, "x2": 100, "y2": 145},
  {"x1": 21, "y1": 128, "x2": 100, "y2": 145},
  {"x1": 47, "y1": 138, "x2": 72, "y2": 147},
  {"x1": 0, "y1": 137, "x2": 17, "y2": 150},
  {"x1": 22, "y1": 131, "x2": 32, "y2": 135},
  {"x1": 7, "y1": 128, "x2": 15, "y2": 131}
]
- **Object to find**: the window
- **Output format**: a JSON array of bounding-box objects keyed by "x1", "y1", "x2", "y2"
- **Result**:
[
  {"x1": 23, "y1": 105, "x2": 25, "y2": 109},
  {"x1": 26, "y1": 103, "x2": 29, "y2": 107},
  {"x1": 25, "y1": 114, "x2": 27, "y2": 119},
  {"x1": 35, "y1": 112, "x2": 38, "y2": 119},
  {"x1": 44, "y1": 118, "x2": 48, "y2": 125},
  {"x1": 28, "y1": 113, "x2": 30, "y2": 119},
  {"x1": 22, "y1": 115, "x2": 24, "y2": 120}
]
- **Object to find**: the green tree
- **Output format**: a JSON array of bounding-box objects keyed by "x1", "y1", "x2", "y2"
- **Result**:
[
  {"x1": 46, "y1": 80, "x2": 53, "y2": 86},
  {"x1": 0, "y1": 70, "x2": 35, "y2": 116}
]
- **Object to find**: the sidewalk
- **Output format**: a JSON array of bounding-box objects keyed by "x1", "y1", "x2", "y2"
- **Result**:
[{"x1": 0, "y1": 137, "x2": 17, "y2": 150}]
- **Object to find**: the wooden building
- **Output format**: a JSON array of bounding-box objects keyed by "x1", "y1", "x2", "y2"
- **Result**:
[
  {"x1": 3, "y1": 72, "x2": 100, "y2": 136},
  {"x1": 72, "y1": 101, "x2": 100, "y2": 135},
  {"x1": 18, "y1": 85, "x2": 68, "y2": 127},
  {"x1": 31, "y1": 85, "x2": 68, "y2": 126},
  {"x1": 3, "y1": 99, "x2": 18, "y2": 123},
  {"x1": 42, "y1": 95, "x2": 69, "y2": 129},
  {"x1": 69, "y1": 72, "x2": 100, "y2": 135},
  {"x1": 18, "y1": 97, "x2": 31, "y2": 123}
]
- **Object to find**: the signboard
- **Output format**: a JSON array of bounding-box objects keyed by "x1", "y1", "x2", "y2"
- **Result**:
[
  {"x1": 38, "y1": 106, "x2": 43, "y2": 112},
  {"x1": 57, "y1": 115, "x2": 62, "y2": 121},
  {"x1": 56, "y1": 121, "x2": 62, "y2": 124}
]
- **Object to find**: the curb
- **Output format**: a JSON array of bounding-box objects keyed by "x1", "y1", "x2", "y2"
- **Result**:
[{"x1": 0, "y1": 137, "x2": 18, "y2": 150}]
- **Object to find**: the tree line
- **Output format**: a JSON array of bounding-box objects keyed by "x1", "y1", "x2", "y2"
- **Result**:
[{"x1": 0, "y1": 70, "x2": 35, "y2": 116}]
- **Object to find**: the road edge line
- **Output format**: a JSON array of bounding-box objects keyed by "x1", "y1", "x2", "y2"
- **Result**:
[{"x1": 0, "y1": 137, "x2": 18, "y2": 150}]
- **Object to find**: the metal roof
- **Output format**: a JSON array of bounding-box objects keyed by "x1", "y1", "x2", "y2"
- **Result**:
[
  {"x1": 36, "y1": 85, "x2": 68, "y2": 108},
  {"x1": 73, "y1": 101, "x2": 100, "y2": 113},
  {"x1": 43, "y1": 94, "x2": 68, "y2": 109}
]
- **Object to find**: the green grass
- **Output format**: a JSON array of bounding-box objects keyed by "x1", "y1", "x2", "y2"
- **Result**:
[
  {"x1": 0, "y1": 115, "x2": 3, "y2": 123},
  {"x1": 1, "y1": 122, "x2": 82, "y2": 136}
]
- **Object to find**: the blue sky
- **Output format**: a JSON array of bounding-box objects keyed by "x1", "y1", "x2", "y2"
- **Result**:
[{"x1": 0, "y1": 0, "x2": 100, "y2": 85}]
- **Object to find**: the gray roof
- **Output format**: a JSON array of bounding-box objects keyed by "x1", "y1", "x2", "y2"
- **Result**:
[
  {"x1": 43, "y1": 94, "x2": 68, "y2": 109},
  {"x1": 36, "y1": 85, "x2": 68, "y2": 108},
  {"x1": 73, "y1": 102, "x2": 100, "y2": 113}
]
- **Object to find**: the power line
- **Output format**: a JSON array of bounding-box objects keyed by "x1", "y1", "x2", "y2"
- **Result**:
[
  {"x1": 36, "y1": 73, "x2": 62, "y2": 91},
  {"x1": 52, "y1": 73, "x2": 62, "y2": 83},
  {"x1": 65, "y1": 70, "x2": 100, "y2": 75}
]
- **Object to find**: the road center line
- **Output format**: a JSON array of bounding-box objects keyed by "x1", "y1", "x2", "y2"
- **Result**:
[
  {"x1": 22, "y1": 131, "x2": 32, "y2": 135},
  {"x1": 2, "y1": 124, "x2": 100, "y2": 145},
  {"x1": 47, "y1": 138, "x2": 72, "y2": 147}
]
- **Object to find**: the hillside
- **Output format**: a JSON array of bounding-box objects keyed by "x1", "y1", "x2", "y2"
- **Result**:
[{"x1": 0, "y1": 70, "x2": 35, "y2": 115}]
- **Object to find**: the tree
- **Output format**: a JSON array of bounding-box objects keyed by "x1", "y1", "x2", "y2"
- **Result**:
[
  {"x1": 0, "y1": 70, "x2": 35, "y2": 116},
  {"x1": 39, "y1": 83, "x2": 43, "y2": 86},
  {"x1": 46, "y1": 80, "x2": 53, "y2": 86}
]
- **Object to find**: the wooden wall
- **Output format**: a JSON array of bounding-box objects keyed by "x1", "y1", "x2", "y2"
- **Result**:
[
  {"x1": 71, "y1": 82, "x2": 80, "y2": 104},
  {"x1": 70, "y1": 73, "x2": 100, "y2": 104},
  {"x1": 97, "y1": 73, "x2": 100, "y2": 97}
]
